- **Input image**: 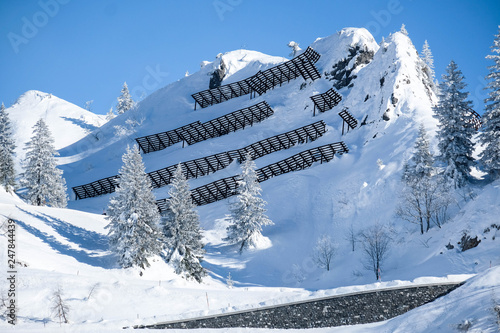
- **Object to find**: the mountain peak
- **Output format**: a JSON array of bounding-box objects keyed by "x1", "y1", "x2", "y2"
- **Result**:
[
  {"x1": 14, "y1": 89, "x2": 53, "y2": 106},
  {"x1": 6, "y1": 90, "x2": 106, "y2": 172}
]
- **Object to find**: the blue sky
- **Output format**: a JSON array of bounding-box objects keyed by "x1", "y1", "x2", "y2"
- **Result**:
[{"x1": 1, "y1": 0, "x2": 499, "y2": 115}]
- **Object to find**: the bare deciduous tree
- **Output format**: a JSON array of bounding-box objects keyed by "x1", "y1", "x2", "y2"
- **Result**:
[
  {"x1": 361, "y1": 226, "x2": 391, "y2": 280},
  {"x1": 344, "y1": 223, "x2": 358, "y2": 252},
  {"x1": 312, "y1": 235, "x2": 337, "y2": 271},
  {"x1": 397, "y1": 177, "x2": 453, "y2": 234},
  {"x1": 51, "y1": 287, "x2": 69, "y2": 325}
]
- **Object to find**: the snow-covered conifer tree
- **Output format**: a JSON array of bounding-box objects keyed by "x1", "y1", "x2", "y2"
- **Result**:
[
  {"x1": 480, "y1": 26, "x2": 500, "y2": 178},
  {"x1": 224, "y1": 154, "x2": 273, "y2": 253},
  {"x1": 105, "y1": 145, "x2": 163, "y2": 270},
  {"x1": 433, "y1": 61, "x2": 476, "y2": 188},
  {"x1": 287, "y1": 41, "x2": 302, "y2": 58},
  {"x1": 405, "y1": 124, "x2": 434, "y2": 183},
  {"x1": 106, "y1": 107, "x2": 116, "y2": 121},
  {"x1": 0, "y1": 103, "x2": 16, "y2": 191},
  {"x1": 398, "y1": 125, "x2": 444, "y2": 234},
  {"x1": 116, "y1": 82, "x2": 135, "y2": 115},
  {"x1": 21, "y1": 119, "x2": 67, "y2": 207},
  {"x1": 400, "y1": 24, "x2": 408, "y2": 36},
  {"x1": 84, "y1": 100, "x2": 93, "y2": 112},
  {"x1": 162, "y1": 164, "x2": 206, "y2": 282},
  {"x1": 421, "y1": 41, "x2": 434, "y2": 70},
  {"x1": 421, "y1": 40, "x2": 437, "y2": 91}
]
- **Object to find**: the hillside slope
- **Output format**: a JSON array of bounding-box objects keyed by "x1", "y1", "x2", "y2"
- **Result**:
[
  {"x1": 5, "y1": 90, "x2": 106, "y2": 172},
  {"x1": 58, "y1": 28, "x2": 463, "y2": 288}
]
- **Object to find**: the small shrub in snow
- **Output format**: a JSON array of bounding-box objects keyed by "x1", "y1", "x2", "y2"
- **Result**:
[
  {"x1": 86, "y1": 283, "x2": 99, "y2": 301},
  {"x1": 455, "y1": 319, "x2": 472, "y2": 331}
]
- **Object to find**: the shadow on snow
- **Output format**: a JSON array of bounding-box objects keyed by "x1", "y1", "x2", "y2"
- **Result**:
[{"x1": 14, "y1": 207, "x2": 114, "y2": 268}]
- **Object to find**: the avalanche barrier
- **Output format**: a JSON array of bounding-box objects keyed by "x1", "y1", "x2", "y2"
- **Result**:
[
  {"x1": 72, "y1": 121, "x2": 326, "y2": 200},
  {"x1": 191, "y1": 47, "x2": 321, "y2": 109},
  {"x1": 156, "y1": 141, "x2": 348, "y2": 210}
]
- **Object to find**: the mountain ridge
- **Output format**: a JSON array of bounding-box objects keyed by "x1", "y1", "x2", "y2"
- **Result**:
[{"x1": 5, "y1": 90, "x2": 106, "y2": 172}]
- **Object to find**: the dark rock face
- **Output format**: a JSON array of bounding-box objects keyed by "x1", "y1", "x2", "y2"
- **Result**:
[
  {"x1": 325, "y1": 46, "x2": 374, "y2": 90},
  {"x1": 137, "y1": 283, "x2": 463, "y2": 330},
  {"x1": 209, "y1": 59, "x2": 226, "y2": 89},
  {"x1": 459, "y1": 233, "x2": 481, "y2": 252}
]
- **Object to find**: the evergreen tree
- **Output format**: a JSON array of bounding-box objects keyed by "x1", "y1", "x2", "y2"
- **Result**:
[
  {"x1": 400, "y1": 24, "x2": 408, "y2": 36},
  {"x1": 162, "y1": 164, "x2": 206, "y2": 282},
  {"x1": 287, "y1": 41, "x2": 302, "y2": 58},
  {"x1": 480, "y1": 26, "x2": 500, "y2": 178},
  {"x1": 398, "y1": 125, "x2": 453, "y2": 233},
  {"x1": 224, "y1": 154, "x2": 273, "y2": 253},
  {"x1": 106, "y1": 107, "x2": 116, "y2": 121},
  {"x1": 433, "y1": 61, "x2": 476, "y2": 188},
  {"x1": 0, "y1": 103, "x2": 16, "y2": 191},
  {"x1": 405, "y1": 124, "x2": 434, "y2": 183},
  {"x1": 84, "y1": 100, "x2": 93, "y2": 112},
  {"x1": 421, "y1": 41, "x2": 434, "y2": 72},
  {"x1": 105, "y1": 145, "x2": 163, "y2": 270},
  {"x1": 116, "y1": 82, "x2": 135, "y2": 115},
  {"x1": 21, "y1": 119, "x2": 67, "y2": 207},
  {"x1": 421, "y1": 40, "x2": 437, "y2": 91}
]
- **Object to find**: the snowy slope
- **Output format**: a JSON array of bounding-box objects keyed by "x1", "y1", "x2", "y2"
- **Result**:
[
  {"x1": 59, "y1": 27, "x2": 449, "y2": 288},
  {"x1": 59, "y1": 28, "x2": 499, "y2": 289},
  {"x1": 5, "y1": 90, "x2": 106, "y2": 172},
  {"x1": 2, "y1": 27, "x2": 499, "y2": 332}
]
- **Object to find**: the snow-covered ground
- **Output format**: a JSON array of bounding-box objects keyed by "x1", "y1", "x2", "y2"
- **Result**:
[
  {"x1": 4, "y1": 90, "x2": 106, "y2": 173},
  {"x1": 1, "y1": 27, "x2": 499, "y2": 331}
]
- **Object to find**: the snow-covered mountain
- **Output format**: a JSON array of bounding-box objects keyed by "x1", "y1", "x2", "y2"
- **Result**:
[
  {"x1": 59, "y1": 28, "x2": 445, "y2": 286},
  {"x1": 58, "y1": 27, "x2": 497, "y2": 287},
  {"x1": 4, "y1": 90, "x2": 106, "y2": 172},
  {"x1": 1, "y1": 28, "x2": 499, "y2": 331}
]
